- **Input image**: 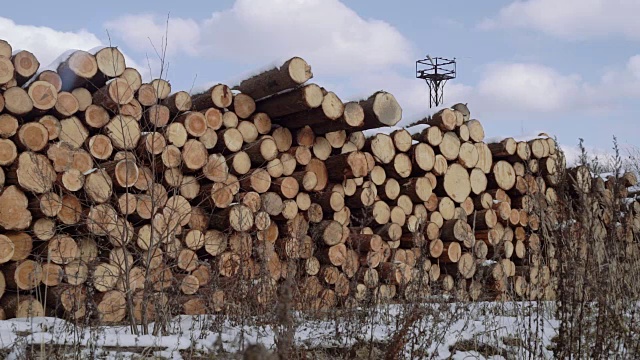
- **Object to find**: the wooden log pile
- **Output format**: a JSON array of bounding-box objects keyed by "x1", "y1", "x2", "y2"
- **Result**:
[{"x1": 1, "y1": 37, "x2": 624, "y2": 322}]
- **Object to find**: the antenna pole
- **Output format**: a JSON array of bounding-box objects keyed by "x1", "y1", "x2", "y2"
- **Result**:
[{"x1": 416, "y1": 56, "x2": 456, "y2": 108}]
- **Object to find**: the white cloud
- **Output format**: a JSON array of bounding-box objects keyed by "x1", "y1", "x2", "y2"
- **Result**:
[
  {"x1": 601, "y1": 54, "x2": 640, "y2": 99},
  {"x1": 0, "y1": 17, "x2": 102, "y2": 68},
  {"x1": 480, "y1": 0, "x2": 640, "y2": 41},
  {"x1": 104, "y1": 0, "x2": 413, "y2": 76},
  {"x1": 474, "y1": 63, "x2": 598, "y2": 113},
  {"x1": 104, "y1": 14, "x2": 201, "y2": 57}
]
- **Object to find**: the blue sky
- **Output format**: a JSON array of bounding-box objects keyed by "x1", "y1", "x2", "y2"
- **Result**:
[{"x1": 2, "y1": 0, "x2": 639, "y2": 162}]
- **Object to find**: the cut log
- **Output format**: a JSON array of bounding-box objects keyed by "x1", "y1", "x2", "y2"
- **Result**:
[
  {"x1": 0, "y1": 56, "x2": 14, "y2": 85},
  {"x1": 53, "y1": 91, "x2": 80, "y2": 117},
  {"x1": 137, "y1": 83, "x2": 157, "y2": 106},
  {"x1": 71, "y1": 87, "x2": 92, "y2": 111},
  {"x1": 0, "y1": 138, "x2": 17, "y2": 166},
  {"x1": 234, "y1": 57, "x2": 312, "y2": 100},
  {"x1": 5, "y1": 259, "x2": 42, "y2": 290},
  {"x1": 106, "y1": 115, "x2": 141, "y2": 150},
  {"x1": 466, "y1": 119, "x2": 485, "y2": 142},
  {"x1": 428, "y1": 109, "x2": 456, "y2": 131},
  {"x1": 92, "y1": 78, "x2": 134, "y2": 110},
  {"x1": 27, "y1": 80, "x2": 57, "y2": 111},
  {"x1": 276, "y1": 91, "x2": 344, "y2": 129},
  {"x1": 364, "y1": 133, "x2": 395, "y2": 164},
  {"x1": 12, "y1": 50, "x2": 39, "y2": 85},
  {"x1": 59, "y1": 116, "x2": 89, "y2": 149},
  {"x1": 488, "y1": 160, "x2": 516, "y2": 191},
  {"x1": 474, "y1": 142, "x2": 493, "y2": 174},
  {"x1": 358, "y1": 91, "x2": 402, "y2": 129},
  {"x1": 13, "y1": 152, "x2": 56, "y2": 194},
  {"x1": 1, "y1": 295, "x2": 44, "y2": 318},
  {"x1": 438, "y1": 132, "x2": 461, "y2": 161},
  {"x1": 436, "y1": 163, "x2": 471, "y2": 203},
  {"x1": 458, "y1": 142, "x2": 479, "y2": 169},
  {"x1": 469, "y1": 209, "x2": 497, "y2": 230},
  {"x1": 441, "y1": 242, "x2": 462, "y2": 263},
  {"x1": 489, "y1": 138, "x2": 517, "y2": 158},
  {"x1": 59, "y1": 168, "x2": 84, "y2": 191},
  {"x1": 146, "y1": 104, "x2": 171, "y2": 128},
  {"x1": 180, "y1": 112, "x2": 209, "y2": 137},
  {"x1": 3, "y1": 87, "x2": 33, "y2": 116},
  {"x1": 95, "y1": 290, "x2": 127, "y2": 323}
]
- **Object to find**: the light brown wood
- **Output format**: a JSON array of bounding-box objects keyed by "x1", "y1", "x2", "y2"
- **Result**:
[
  {"x1": 0, "y1": 114, "x2": 19, "y2": 139},
  {"x1": 234, "y1": 57, "x2": 312, "y2": 100},
  {"x1": 0, "y1": 56, "x2": 14, "y2": 85},
  {"x1": 69, "y1": 87, "x2": 91, "y2": 112},
  {"x1": 488, "y1": 160, "x2": 516, "y2": 191},
  {"x1": 192, "y1": 83, "x2": 233, "y2": 110},
  {"x1": 0, "y1": 138, "x2": 17, "y2": 166},
  {"x1": 474, "y1": 142, "x2": 493, "y2": 174},
  {"x1": 106, "y1": 115, "x2": 140, "y2": 150},
  {"x1": 5, "y1": 259, "x2": 42, "y2": 290},
  {"x1": 428, "y1": 108, "x2": 456, "y2": 130},
  {"x1": 436, "y1": 163, "x2": 471, "y2": 203},
  {"x1": 27, "y1": 80, "x2": 57, "y2": 111},
  {"x1": 52, "y1": 93, "x2": 79, "y2": 120},
  {"x1": 12, "y1": 50, "x2": 39, "y2": 85},
  {"x1": 3, "y1": 87, "x2": 33, "y2": 116},
  {"x1": 93, "y1": 78, "x2": 134, "y2": 110},
  {"x1": 58, "y1": 116, "x2": 89, "y2": 149},
  {"x1": 466, "y1": 119, "x2": 485, "y2": 142},
  {"x1": 1, "y1": 295, "x2": 44, "y2": 318}
]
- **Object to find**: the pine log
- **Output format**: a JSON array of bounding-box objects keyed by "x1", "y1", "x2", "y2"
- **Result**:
[
  {"x1": 27, "y1": 80, "x2": 57, "y2": 111},
  {"x1": 95, "y1": 290, "x2": 127, "y2": 323},
  {"x1": 487, "y1": 160, "x2": 516, "y2": 191},
  {"x1": 312, "y1": 102, "x2": 365, "y2": 135},
  {"x1": 1, "y1": 295, "x2": 44, "y2": 318},
  {"x1": 364, "y1": 133, "x2": 395, "y2": 165},
  {"x1": 428, "y1": 108, "x2": 456, "y2": 131},
  {"x1": 4, "y1": 259, "x2": 42, "y2": 290},
  {"x1": 466, "y1": 119, "x2": 485, "y2": 142},
  {"x1": 3, "y1": 87, "x2": 33, "y2": 116},
  {"x1": 474, "y1": 142, "x2": 493, "y2": 174},
  {"x1": 53, "y1": 91, "x2": 79, "y2": 117},
  {"x1": 160, "y1": 90, "x2": 192, "y2": 115},
  {"x1": 93, "y1": 78, "x2": 134, "y2": 110},
  {"x1": 71, "y1": 87, "x2": 92, "y2": 111},
  {"x1": 434, "y1": 163, "x2": 471, "y2": 203},
  {"x1": 438, "y1": 132, "x2": 461, "y2": 160},
  {"x1": 469, "y1": 209, "x2": 498, "y2": 230},
  {"x1": 12, "y1": 50, "x2": 39, "y2": 85},
  {"x1": 358, "y1": 91, "x2": 402, "y2": 130},
  {"x1": 234, "y1": 57, "x2": 312, "y2": 100},
  {"x1": 255, "y1": 83, "x2": 323, "y2": 118},
  {"x1": 0, "y1": 56, "x2": 14, "y2": 85},
  {"x1": 0, "y1": 138, "x2": 17, "y2": 165},
  {"x1": 146, "y1": 104, "x2": 171, "y2": 128},
  {"x1": 237, "y1": 121, "x2": 259, "y2": 143},
  {"x1": 136, "y1": 83, "x2": 157, "y2": 106}
]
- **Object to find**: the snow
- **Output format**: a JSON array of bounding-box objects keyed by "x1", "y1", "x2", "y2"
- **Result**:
[{"x1": 0, "y1": 302, "x2": 559, "y2": 359}]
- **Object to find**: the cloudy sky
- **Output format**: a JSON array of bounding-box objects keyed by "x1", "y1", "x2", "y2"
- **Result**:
[{"x1": 2, "y1": 0, "x2": 638, "y2": 162}]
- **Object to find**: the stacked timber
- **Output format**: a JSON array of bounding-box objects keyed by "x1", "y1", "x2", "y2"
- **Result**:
[{"x1": 0, "y1": 37, "x2": 616, "y2": 323}]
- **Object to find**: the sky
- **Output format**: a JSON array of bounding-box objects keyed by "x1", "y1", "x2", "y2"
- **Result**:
[{"x1": 1, "y1": 0, "x2": 639, "y2": 163}]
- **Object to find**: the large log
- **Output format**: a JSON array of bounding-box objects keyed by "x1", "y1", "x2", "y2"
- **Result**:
[
  {"x1": 256, "y1": 84, "x2": 323, "y2": 118},
  {"x1": 234, "y1": 57, "x2": 312, "y2": 100},
  {"x1": 358, "y1": 91, "x2": 402, "y2": 130},
  {"x1": 12, "y1": 50, "x2": 39, "y2": 86}
]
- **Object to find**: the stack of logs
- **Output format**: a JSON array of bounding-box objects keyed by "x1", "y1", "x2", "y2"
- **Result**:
[{"x1": 1, "y1": 38, "x2": 636, "y2": 323}]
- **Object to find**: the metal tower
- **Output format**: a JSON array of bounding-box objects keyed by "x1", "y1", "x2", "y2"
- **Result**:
[{"x1": 416, "y1": 56, "x2": 456, "y2": 108}]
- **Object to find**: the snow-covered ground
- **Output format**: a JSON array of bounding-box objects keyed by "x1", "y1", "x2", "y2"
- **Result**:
[{"x1": 0, "y1": 301, "x2": 558, "y2": 359}]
